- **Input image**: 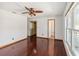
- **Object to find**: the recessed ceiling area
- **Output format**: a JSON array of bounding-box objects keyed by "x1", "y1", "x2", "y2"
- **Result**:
[{"x1": 0, "y1": 2, "x2": 67, "y2": 18}]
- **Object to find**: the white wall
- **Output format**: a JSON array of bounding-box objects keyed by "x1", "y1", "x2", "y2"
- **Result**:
[
  {"x1": 0, "y1": 9, "x2": 27, "y2": 44},
  {"x1": 28, "y1": 17, "x2": 48, "y2": 38},
  {"x1": 28, "y1": 15, "x2": 64, "y2": 40},
  {"x1": 48, "y1": 16, "x2": 64, "y2": 40},
  {"x1": 54, "y1": 16, "x2": 64, "y2": 39}
]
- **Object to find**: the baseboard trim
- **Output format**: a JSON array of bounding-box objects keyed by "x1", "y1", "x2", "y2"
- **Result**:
[
  {"x1": 55, "y1": 39, "x2": 63, "y2": 41},
  {"x1": 27, "y1": 35, "x2": 36, "y2": 37},
  {"x1": 28, "y1": 36, "x2": 63, "y2": 40},
  {"x1": 37, "y1": 37, "x2": 63, "y2": 40},
  {"x1": 0, "y1": 38, "x2": 27, "y2": 49},
  {"x1": 37, "y1": 37, "x2": 49, "y2": 39}
]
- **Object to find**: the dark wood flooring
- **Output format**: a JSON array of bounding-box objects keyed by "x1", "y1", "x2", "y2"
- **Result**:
[
  {"x1": 27, "y1": 36, "x2": 67, "y2": 56},
  {"x1": 54, "y1": 40, "x2": 67, "y2": 56}
]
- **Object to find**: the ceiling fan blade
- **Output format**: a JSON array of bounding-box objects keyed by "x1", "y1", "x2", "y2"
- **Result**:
[
  {"x1": 22, "y1": 12, "x2": 29, "y2": 14},
  {"x1": 33, "y1": 13, "x2": 36, "y2": 16},
  {"x1": 29, "y1": 13, "x2": 33, "y2": 16},
  {"x1": 25, "y1": 6, "x2": 31, "y2": 11},
  {"x1": 29, "y1": 12, "x2": 36, "y2": 16},
  {"x1": 35, "y1": 10, "x2": 43, "y2": 13}
]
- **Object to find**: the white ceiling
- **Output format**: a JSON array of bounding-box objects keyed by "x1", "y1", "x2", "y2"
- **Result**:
[{"x1": 0, "y1": 2, "x2": 67, "y2": 18}]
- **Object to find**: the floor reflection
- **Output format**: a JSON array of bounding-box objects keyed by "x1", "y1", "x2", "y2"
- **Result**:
[{"x1": 28, "y1": 36, "x2": 67, "y2": 56}]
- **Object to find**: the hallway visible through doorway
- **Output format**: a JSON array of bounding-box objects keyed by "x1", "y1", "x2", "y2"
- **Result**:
[{"x1": 28, "y1": 21, "x2": 37, "y2": 55}]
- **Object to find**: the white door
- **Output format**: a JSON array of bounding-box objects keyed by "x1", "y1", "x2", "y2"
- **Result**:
[
  {"x1": 48, "y1": 19, "x2": 55, "y2": 39},
  {"x1": 48, "y1": 19, "x2": 55, "y2": 56}
]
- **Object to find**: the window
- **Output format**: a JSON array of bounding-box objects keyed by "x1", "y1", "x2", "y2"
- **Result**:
[
  {"x1": 74, "y1": 4, "x2": 79, "y2": 30},
  {"x1": 65, "y1": 3, "x2": 79, "y2": 55},
  {"x1": 66, "y1": 10, "x2": 73, "y2": 48},
  {"x1": 72, "y1": 4, "x2": 79, "y2": 55}
]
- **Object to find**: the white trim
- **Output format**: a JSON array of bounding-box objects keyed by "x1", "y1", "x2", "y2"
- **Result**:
[
  {"x1": 64, "y1": 3, "x2": 79, "y2": 56},
  {"x1": 63, "y1": 39, "x2": 73, "y2": 56},
  {"x1": 64, "y1": 2, "x2": 77, "y2": 16}
]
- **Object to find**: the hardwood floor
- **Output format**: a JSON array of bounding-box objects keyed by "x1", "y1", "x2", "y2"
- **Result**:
[
  {"x1": 27, "y1": 36, "x2": 67, "y2": 56},
  {"x1": 54, "y1": 39, "x2": 67, "y2": 56}
]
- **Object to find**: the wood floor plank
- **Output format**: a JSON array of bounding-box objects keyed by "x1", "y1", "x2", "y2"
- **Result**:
[{"x1": 27, "y1": 36, "x2": 67, "y2": 56}]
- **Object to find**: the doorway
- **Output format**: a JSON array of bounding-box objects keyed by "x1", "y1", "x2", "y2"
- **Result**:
[
  {"x1": 48, "y1": 19, "x2": 55, "y2": 55},
  {"x1": 29, "y1": 21, "x2": 37, "y2": 55}
]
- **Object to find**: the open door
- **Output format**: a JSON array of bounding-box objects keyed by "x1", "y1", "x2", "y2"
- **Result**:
[{"x1": 48, "y1": 19, "x2": 55, "y2": 56}]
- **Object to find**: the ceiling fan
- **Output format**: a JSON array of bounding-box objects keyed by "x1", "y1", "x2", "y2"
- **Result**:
[{"x1": 22, "y1": 6, "x2": 43, "y2": 16}]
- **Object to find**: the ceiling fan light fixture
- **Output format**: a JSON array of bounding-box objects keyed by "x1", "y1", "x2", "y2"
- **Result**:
[{"x1": 22, "y1": 6, "x2": 43, "y2": 17}]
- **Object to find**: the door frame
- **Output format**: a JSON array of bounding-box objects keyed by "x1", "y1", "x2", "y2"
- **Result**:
[
  {"x1": 48, "y1": 19, "x2": 55, "y2": 39},
  {"x1": 30, "y1": 21, "x2": 37, "y2": 36},
  {"x1": 48, "y1": 19, "x2": 55, "y2": 55}
]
